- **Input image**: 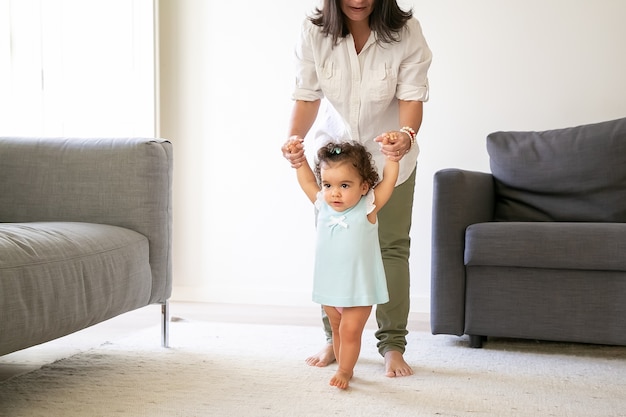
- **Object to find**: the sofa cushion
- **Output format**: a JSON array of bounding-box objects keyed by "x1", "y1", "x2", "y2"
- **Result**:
[
  {"x1": 465, "y1": 222, "x2": 626, "y2": 271},
  {"x1": 487, "y1": 117, "x2": 626, "y2": 222},
  {"x1": 0, "y1": 222, "x2": 152, "y2": 354}
]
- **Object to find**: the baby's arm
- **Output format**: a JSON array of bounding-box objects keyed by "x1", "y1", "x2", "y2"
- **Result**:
[
  {"x1": 370, "y1": 135, "x2": 401, "y2": 217},
  {"x1": 372, "y1": 158, "x2": 399, "y2": 212},
  {"x1": 286, "y1": 138, "x2": 320, "y2": 204}
]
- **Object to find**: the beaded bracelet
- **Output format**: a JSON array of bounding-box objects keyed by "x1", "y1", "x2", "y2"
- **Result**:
[{"x1": 400, "y1": 126, "x2": 417, "y2": 147}]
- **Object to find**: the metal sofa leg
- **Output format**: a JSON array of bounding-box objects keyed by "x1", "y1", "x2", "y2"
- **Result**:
[
  {"x1": 469, "y1": 335, "x2": 485, "y2": 348},
  {"x1": 161, "y1": 300, "x2": 170, "y2": 348}
]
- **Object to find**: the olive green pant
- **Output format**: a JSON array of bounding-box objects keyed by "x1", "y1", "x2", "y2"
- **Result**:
[{"x1": 320, "y1": 168, "x2": 416, "y2": 356}]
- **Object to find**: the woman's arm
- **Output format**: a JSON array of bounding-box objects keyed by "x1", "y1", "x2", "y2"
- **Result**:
[
  {"x1": 398, "y1": 99, "x2": 423, "y2": 137},
  {"x1": 289, "y1": 99, "x2": 321, "y2": 139},
  {"x1": 281, "y1": 99, "x2": 321, "y2": 168},
  {"x1": 374, "y1": 100, "x2": 423, "y2": 161}
]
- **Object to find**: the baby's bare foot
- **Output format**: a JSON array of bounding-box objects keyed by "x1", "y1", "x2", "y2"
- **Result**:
[
  {"x1": 384, "y1": 350, "x2": 414, "y2": 377},
  {"x1": 329, "y1": 369, "x2": 353, "y2": 390},
  {"x1": 305, "y1": 344, "x2": 336, "y2": 367}
]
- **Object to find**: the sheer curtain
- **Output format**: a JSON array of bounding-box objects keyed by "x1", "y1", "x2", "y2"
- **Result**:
[{"x1": 0, "y1": 0, "x2": 154, "y2": 137}]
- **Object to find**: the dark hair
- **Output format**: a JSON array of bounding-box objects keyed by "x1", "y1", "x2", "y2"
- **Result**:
[
  {"x1": 309, "y1": 0, "x2": 412, "y2": 45},
  {"x1": 315, "y1": 141, "x2": 379, "y2": 189}
]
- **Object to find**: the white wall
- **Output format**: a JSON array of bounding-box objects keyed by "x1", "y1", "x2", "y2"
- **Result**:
[{"x1": 160, "y1": 0, "x2": 626, "y2": 313}]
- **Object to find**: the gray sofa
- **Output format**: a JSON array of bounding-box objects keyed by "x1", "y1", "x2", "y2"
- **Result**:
[
  {"x1": 0, "y1": 137, "x2": 173, "y2": 356},
  {"x1": 431, "y1": 117, "x2": 626, "y2": 348}
]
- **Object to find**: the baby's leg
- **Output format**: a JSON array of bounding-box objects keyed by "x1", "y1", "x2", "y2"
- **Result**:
[
  {"x1": 322, "y1": 306, "x2": 342, "y2": 370},
  {"x1": 323, "y1": 305, "x2": 372, "y2": 389}
]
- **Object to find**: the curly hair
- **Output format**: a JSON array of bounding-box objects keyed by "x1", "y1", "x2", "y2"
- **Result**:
[
  {"x1": 315, "y1": 141, "x2": 380, "y2": 189},
  {"x1": 309, "y1": 0, "x2": 412, "y2": 46}
]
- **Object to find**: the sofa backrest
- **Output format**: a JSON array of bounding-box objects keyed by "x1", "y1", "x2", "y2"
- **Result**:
[
  {"x1": 487, "y1": 117, "x2": 626, "y2": 222},
  {"x1": 0, "y1": 137, "x2": 173, "y2": 303}
]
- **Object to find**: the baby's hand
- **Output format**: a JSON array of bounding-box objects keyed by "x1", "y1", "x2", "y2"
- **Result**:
[
  {"x1": 375, "y1": 131, "x2": 400, "y2": 146},
  {"x1": 375, "y1": 131, "x2": 404, "y2": 161},
  {"x1": 286, "y1": 137, "x2": 303, "y2": 153},
  {"x1": 282, "y1": 136, "x2": 306, "y2": 168},
  {"x1": 386, "y1": 132, "x2": 400, "y2": 145}
]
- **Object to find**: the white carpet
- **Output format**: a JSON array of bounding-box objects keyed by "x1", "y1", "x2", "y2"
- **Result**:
[{"x1": 1, "y1": 318, "x2": 625, "y2": 417}]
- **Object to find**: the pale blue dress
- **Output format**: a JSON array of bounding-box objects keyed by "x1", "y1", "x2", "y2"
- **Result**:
[{"x1": 312, "y1": 190, "x2": 390, "y2": 307}]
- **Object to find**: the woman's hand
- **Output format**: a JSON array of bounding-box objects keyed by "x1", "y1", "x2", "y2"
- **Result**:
[
  {"x1": 281, "y1": 135, "x2": 306, "y2": 168},
  {"x1": 375, "y1": 131, "x2": 411, "y2": 162}
]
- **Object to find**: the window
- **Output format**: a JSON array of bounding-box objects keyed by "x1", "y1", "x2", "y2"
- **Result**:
[{"x1": 0, "y1": 0, "x2": 154, "y2": 137}]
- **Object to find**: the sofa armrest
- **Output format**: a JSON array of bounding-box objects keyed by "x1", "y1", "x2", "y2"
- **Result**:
[
  {"x1": 430, "y1": 168, "x2": 494, "y2": 335},
  {"x1": 0, "y1": 137, "x2": 173, "y2": 303}
]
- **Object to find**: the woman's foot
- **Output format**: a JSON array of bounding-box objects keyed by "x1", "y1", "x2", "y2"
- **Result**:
[
  {"x1": 329, "y1": 369, "x2": 353, "y2": 390},
  {"x1": 305, "y1": 344, "x2": 336, "y2": 367},
  {"x1": 384, "y1": 350, "x2": 413, "y2": 377}
]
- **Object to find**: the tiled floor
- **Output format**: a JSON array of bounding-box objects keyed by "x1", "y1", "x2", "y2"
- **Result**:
[{"x1": 0, "y1": 301, "x2": 429, "y2": 382}]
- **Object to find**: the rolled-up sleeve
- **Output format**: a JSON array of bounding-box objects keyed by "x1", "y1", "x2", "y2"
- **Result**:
[
  {"x1": 292, "y1": 20, "x2": 324, "y2": 102},
  {"x1": 396, "y1": 18, "x2": 432, "y2": 102}
]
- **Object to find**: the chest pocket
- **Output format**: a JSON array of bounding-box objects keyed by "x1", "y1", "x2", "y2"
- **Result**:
[
  {"x1": 317, "y1": 62, "x2": 342, "y2": 101},
  {"x1": 365, "y1": 65, "x2": 397, "y2": 102}
]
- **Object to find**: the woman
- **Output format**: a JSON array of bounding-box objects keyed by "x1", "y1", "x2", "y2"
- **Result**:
[{"x1": 282, "y1": 0, "x2": 432, "y2": 378}]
